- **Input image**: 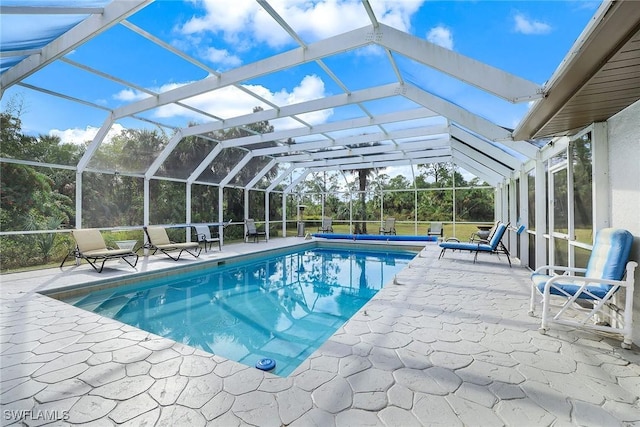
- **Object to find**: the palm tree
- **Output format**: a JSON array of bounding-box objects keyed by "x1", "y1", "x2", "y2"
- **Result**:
[{"x1": 351, "y1": 168, "x2": 374, "y2": 234}]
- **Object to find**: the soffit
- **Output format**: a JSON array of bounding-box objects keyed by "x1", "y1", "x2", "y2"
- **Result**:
[{"x1": 514, "y1": 1, "x2": 640, "y2": 140}]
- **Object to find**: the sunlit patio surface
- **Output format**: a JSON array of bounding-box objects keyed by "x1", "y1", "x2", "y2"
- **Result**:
[{"x1": 1, "y1": 238, "x2": 639, "y2": 426}]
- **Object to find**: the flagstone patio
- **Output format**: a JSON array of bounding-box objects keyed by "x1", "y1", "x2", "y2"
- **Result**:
[{"x1": 1, "y1": 238, "x2": 639, "y2": 426}]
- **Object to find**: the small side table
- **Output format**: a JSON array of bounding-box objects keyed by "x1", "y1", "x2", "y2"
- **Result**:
[
  {"x1": 114, "y1": 240, "x2": 138, "y2": 263},
  {"x1": 114, "y1": 240, "x2": 138, "y2": 251},
  {"x1": 476, "y1": 226, "x2": 492, "y2": 240},
  {"x1": 476, "y1": 230, "x2": 490, "y2": 240}
]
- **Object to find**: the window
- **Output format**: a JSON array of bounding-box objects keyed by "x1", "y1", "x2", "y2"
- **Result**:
[{"x1": 572, "y1": 133, "x2": 593, "y2": 245}]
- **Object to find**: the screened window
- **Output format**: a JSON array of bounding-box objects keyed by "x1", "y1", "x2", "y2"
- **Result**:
[{"x1": 572, "y1": 133, "x2": 593, "y2": 244}]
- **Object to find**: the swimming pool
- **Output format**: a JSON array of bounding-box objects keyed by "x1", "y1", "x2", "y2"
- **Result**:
[{"x1": 60, "y1": 245, "x2": 416, "y2": 376}]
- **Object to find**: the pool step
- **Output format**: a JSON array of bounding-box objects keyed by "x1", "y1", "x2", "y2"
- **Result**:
[
  {"x1": 74, "y1": 291, "x2": 116, "y2": 311},
  {"x1": 94, "y1": 295, "x2": 132, "y2": 317}
]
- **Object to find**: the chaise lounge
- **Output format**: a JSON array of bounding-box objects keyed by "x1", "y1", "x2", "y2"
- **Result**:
[
  {"x1": 144, "y1": 226, "x2": 202, "y2": 261},
  {"x1": 60, "y1": 228, "x2": 139, "y2": 273},
  {"x1": 438, "y1": 222, "x2": 512, "y2": 266}
]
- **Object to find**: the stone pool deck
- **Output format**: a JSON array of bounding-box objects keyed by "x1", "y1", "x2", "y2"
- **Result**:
[{"x1": 1, "y1": 238, "x2": 639, "y2": 426}]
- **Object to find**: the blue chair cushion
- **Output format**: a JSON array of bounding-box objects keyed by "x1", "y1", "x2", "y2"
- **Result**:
[
  {"x1": 487, "y1": 223, "x2": 508, "y2": 249},
  {"x1": 439, "y1": 242, "x2": 492, "y2": 251},
  {"x1": 531, "y1": 228, "x2": 633, "y2": 301},
  {"x1": 585, "y1": 228, "x2": 634, "y2": 281},
  {"x1": 531, "y1": 273, "x2": 612, "y2": 300}
]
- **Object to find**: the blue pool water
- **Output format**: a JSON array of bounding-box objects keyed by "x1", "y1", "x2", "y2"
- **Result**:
[{"x1": 63, "y1": 245, "x2": 416, "y2": 376}]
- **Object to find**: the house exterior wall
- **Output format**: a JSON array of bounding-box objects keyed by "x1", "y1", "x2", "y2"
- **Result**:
[{"x1": 607, "y1": 99, "x2": 640, "y2": 345}]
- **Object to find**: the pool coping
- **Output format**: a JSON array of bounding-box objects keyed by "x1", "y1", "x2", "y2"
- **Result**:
[{"x1": 41, "y1": 240, "x2": 423, "y2": 301}]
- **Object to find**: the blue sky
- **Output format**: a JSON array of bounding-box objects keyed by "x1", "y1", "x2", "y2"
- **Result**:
[{"x1": 1, "y1": 0, "x2": 601, "y2": 145}]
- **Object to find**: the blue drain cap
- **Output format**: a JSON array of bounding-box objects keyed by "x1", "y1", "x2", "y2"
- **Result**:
[{"x1": 256, "y1": 358, "x2": 276, "y2": 371}]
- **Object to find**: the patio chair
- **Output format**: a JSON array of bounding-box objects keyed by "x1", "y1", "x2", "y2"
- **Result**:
[
  {"x1": 318, "y1": 217, "x2": 334, "y2": 233},
  {"x1": 143, "y1": 226, "x2": 201, "y2": 261},
  {"x1": 194, "y1": 225, "x2": 221, "y2": 252},
  {"x1": 427, "y1": 222, "x2": 443, "y2": 237},
  {"x1": 438, "y1": 222, "x2": 512, "y2": 266},
  {"x1": 60, "y1": 228, "x2": 139, "y2": 273},
  {"x1": 245, "y1": 219, "x2": 266, "y2": 243},
  {"x1": 379, "y1": 217, "x2": 396, "y2": 235},
  {"x1": 529, "y1": 228, "x2": 637, "y2": 349}
]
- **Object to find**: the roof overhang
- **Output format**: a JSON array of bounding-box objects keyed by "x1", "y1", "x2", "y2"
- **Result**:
[{"x1": 514, "y1": 0, "x2": 640, "y2": 140}]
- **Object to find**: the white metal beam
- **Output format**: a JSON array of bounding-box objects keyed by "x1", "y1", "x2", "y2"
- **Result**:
[
  {"x1": 402, "y1": 84, "x2": 513, "y2": 142},
  {"x1": 311, "y1": 155, "x2": 452, "y2": 173},
  {"x1": 214, "y1": 107, "x2": 439, "y2": 150},
  {"x1": 449, "y1": 138, "x2": 513, "y2": 178},
  {"x1": 283, "y1": 170, "x2": 311, "y2": 193},
  {"x1": 146, "y1": 131, "x2": 181, "y2": 179},
  {"x1": 76, "y1": 115, "x2": 115, "y2": 173},
  {"x1": 450, "y1": 156, "x2": 501, "y2": 187},
  {"x1": 451, "y1": 150, "x2": 503, "y2": 185},
  {"x1": 245, "y1": 159, "x2": 277, "y2": 189},
  {"x1": 111, "y1": 25, "x2": 376, "y2": 119},
  {"x1": 187, "y1": 143, "x2": 224, "y2": 183},
  {"x1": 16, "y1": 82, "x2": 112, "y2": 112},
  {"x1": 376, "y1": 23, "x2": 543, "y2": 103},
  {"x1": 266, "y1": 164, "x2": 296, "y2": 192},
  {"x1": 0, "y1": 6, "x2": 104, "y2": 14},
  {"x1": 178, "y1": 83, "x2": 403, "y2": 139},
  {"x1": 289, "y1": 148, "x2": 451, "y2": 169},
  {"x1": 251, "y1": 125, "x2": 448, "y2": 158},
  {"x1": 0, "y1": 0, "x2": 152, "y2": 90},
  {"x1": 269, "y1": 137, "x2": 450, "y2": 163},
  {"x1": 449, "y1": 126, "x2": 523, "y2": 170},
  {"x1": 219, "y1": 154, "x2": 254, "y2": 186}
]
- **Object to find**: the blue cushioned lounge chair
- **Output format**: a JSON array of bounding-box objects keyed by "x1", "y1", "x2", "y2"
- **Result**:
[
  {"x1": 529, "y1": 228, "x2": 637, "y2": 349},
  {"x1": 438, "y1": 222, "x2": 512, "y2": 266}
]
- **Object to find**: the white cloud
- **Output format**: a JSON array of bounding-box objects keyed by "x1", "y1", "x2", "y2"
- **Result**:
[
  {"x1": 203, "y1": 47, "x2": 242, "y2": 68},
  {"x1": 426, "y1": 26, "x2": 454, "y2": 50},
  {"x1": 514, "y1": 13, "x2": 552, "y2": 35},
  {"x1": 152, "y1": 74, "x2": 332, "y2": 129},
  {"x1": 113, "y1": 88, "x2": 150, "y2": 102},
  {"x1": 179, "y1": 0, "x2": 425, "y2": 48},
  {"x1": 50, "y1": 74, "x2": 330, "y2": 146},
  {"x1": 50, "y1": 123, "x2": 126, "y2": 145}
]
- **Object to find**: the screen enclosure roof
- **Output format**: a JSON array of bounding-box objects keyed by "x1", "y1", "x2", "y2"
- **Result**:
[{"x1": 1, "y1": 1, "x2": 639, "y2": 189}]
